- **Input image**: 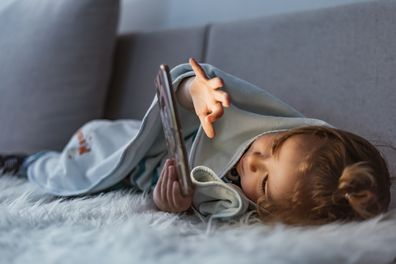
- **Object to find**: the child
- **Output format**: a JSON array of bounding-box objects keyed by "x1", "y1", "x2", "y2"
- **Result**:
[{"x1": 0, "y1": 59, "x2": 391, "y2": 225}]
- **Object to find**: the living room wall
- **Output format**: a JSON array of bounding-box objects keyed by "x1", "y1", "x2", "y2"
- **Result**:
[{"x1": 119, "y1": 0, "x2": 374, "y2": 33}]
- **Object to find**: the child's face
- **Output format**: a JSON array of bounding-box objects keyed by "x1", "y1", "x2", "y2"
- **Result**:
[{"x1": 236, "y1": 132, "x2": 320, "y2": 203}]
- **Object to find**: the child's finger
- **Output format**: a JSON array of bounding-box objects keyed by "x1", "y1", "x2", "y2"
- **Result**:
[
  {"x1": 207, "y1": 113, "x2": 220, "y2": 124},
  {"x1": 214, "y1": 90, "x2": 230, "y2": 107},
  {"x1": 207, "y1": 103, "x2": 224, "y2": 123},
  {"x1": 189, "y1": 58, "x2": 207, "y2": 80},
  {"x1": 172, "y1": 181, "x2": 191, "y2": 211},
  {"x1": 159, "y1": 163, "x2": 171, "y2": 205},
  {"x1": 155, "y1": 160, "x2": 168, "y2": 197},
  {"x1": 166, "y1": 165, "x2": 177, "y2": 211},
  {"x1": 162, "y1": 159, "x2": 173, "y2": 177},
  {"x1": 208, "y1": 77, "x2": 224, "y2": 89}
]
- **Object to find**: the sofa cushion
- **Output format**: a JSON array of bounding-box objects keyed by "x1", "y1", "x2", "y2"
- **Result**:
[
  {"x1": 205, "y1": 0, "x2": 396, "y2": 177},
  {"x1": 0, "y1": 0, "x2": 119, "y2": 153},
  {"x1": 105, "y1": 26, "x2": 206, "y2": 120}
]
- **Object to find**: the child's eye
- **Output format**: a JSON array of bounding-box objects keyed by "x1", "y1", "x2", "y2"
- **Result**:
[{"x1": 261, "y1": 175, "x2": 268, "y2": 194}]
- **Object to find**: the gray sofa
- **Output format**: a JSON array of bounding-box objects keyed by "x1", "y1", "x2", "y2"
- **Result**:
[{"x1": 0, "y1": 0, "x2": 395, "y2": 203}]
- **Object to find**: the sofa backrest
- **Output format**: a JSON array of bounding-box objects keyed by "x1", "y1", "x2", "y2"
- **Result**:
[
  {"x1": 104, "y1": 26, "x2": 207, "y2": 120},
  {"x1": 0, "y1": 0, "x2": 119, "y2": 153}
]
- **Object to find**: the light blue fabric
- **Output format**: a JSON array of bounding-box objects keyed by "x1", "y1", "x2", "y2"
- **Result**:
[
  {"x1": 190, "y1": 165, "x2": 254, "y2": 219},
  {"x1": 27, "y1": 63, "x2": 330, "y2": 218}
]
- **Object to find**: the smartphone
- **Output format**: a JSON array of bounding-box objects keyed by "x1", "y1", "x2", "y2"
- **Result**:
[{"x1": 155, "y1": 64, "x2": 192, "y2": 196}]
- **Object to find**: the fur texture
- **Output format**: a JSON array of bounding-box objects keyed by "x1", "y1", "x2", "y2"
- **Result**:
[{"x1": 1, "y1": 175, "x2": 395, "y2": 264}]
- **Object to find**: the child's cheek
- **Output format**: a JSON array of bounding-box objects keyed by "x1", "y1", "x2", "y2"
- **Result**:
[{"x1": 240, "y1": 177, "x2": 259, "y2": 202}]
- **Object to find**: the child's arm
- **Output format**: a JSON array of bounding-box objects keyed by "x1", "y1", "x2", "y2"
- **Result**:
[
  {"x1": 176, "y1": 76, "x2": 195, "y2": 111},
  {"x1": 176, "y1": 58, "x2": 231, "y2": 139},
  {"x1": 153, "y1": 159, "x2": 193, "y2": 213}
]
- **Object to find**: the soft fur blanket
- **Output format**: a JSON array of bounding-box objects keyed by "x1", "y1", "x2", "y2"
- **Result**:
[{"x1": 1, "y1": 175, "x2": 395, "y2": 264}]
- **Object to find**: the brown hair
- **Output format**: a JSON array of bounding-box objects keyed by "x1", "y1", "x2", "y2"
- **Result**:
[{"x1": 256, "y1": 126, "x2": 392, "y2": 225}]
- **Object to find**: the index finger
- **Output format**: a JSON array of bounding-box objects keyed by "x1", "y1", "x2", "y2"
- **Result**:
[{"x1": 189, "y1": 58, "x2": 207, "y2": 80}]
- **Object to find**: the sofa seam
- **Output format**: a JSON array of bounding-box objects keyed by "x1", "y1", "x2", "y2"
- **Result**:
[{"x1": 201, "y1": 24, "x2": 211, "y2": 63}]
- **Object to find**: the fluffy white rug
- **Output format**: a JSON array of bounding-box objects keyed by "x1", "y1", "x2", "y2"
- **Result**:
[{"x1": 1, "y1": 175, "x2": 395, "y2": 264}]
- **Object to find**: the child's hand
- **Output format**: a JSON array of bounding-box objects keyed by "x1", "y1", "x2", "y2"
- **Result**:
[
  {"x1": 189, "y1": 58, "x2": 230, "y2": 139},
  {"x1": 153, "y1": 159, "x2": 193, "y2": 213}
]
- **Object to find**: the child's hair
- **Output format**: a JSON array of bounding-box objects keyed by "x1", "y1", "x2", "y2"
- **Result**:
[{"x1": 256, "y1": 126, "x2": 392, "y2": 225}]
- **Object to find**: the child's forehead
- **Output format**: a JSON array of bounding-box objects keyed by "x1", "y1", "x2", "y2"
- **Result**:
[
  {"x1": 246, "y1": 130, "x2": 322, "y2": 158},
  {"x1": 251, "y1": 131, "x2": 285, "y2": 149},
  {"x1": 274, "y1": 134, "x2": 325, "y2": 160}
]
